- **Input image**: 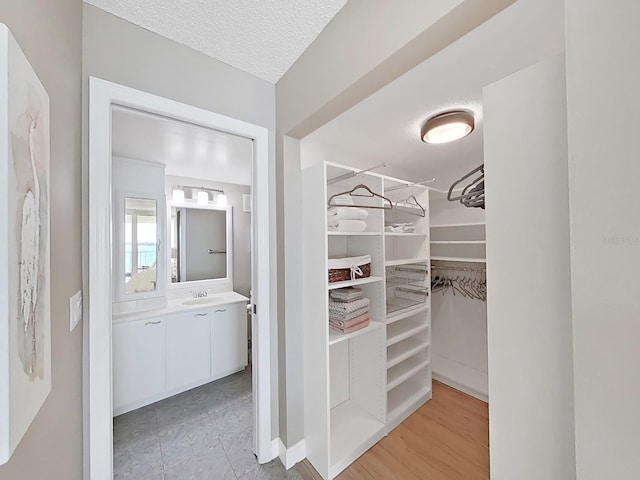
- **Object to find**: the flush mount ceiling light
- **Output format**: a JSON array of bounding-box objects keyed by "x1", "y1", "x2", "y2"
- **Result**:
[{"x1": 421, "y1": 110, "x2": 475, "y2": 144}]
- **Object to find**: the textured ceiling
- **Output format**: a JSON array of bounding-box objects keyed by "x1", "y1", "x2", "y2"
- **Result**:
[
  {"x1": 83, "y1": 0, "x2": 348, "y2": 83},
  {"x1": 303, "y1": 0, "x2": 564, "y2": 190}
]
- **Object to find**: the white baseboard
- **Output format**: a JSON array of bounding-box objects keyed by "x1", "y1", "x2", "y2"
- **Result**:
[
  {"x1": 433, "y1": 372, "x2": 489, "y2": 403},
  {"x1": 277, "y1": 438, "x2": 307, "y2": 469}
]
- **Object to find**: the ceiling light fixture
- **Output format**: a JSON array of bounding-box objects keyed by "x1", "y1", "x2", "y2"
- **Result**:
[{"x1": 421, "y1": 110, "x2": 475, "y2": 144}]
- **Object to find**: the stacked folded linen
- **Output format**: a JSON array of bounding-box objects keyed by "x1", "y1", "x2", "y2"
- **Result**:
[
  {"x1": 330, "y1": 286, "x2": 364, "y2": 302},
  {"x1": 328, "y1": 290, "x2": 370, "y2": 334},
  {"x1": 328, "y1": 206, "x2": 369, "y2": 232},
  {"x1": 329, "y1": 312, "x2": 371, "y2": 333},
  {"x1": 330, "y1": 195, "x2": 354, "y2": 206},
  {"x1": 385, "y1": 222, "x2": 416, "y2": 233}
]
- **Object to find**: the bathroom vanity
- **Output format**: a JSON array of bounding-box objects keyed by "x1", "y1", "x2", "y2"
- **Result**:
[
  {"x1": 112, "y1": 292, "x2": 248, "y2": 415},
  {"x1": 111, "y1": 157, "x2": 248, "y2": 416}
]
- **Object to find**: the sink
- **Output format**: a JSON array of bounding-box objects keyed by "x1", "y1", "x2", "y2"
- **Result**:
[{"x1": 182, "y1": 296, "x2": 223, "y2": 306}]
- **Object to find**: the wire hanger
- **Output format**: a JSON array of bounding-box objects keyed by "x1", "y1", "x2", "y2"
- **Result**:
[
  {"x1": 328, "y1": 184, "x2": 394, "y2": 209},
  {"x1": 394, "y1": 194, "x2": 426, "y2": 217}
]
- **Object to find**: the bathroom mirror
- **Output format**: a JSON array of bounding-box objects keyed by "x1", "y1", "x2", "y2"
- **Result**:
[
  {"x1": 123, "y1": 197, "x2": 159, "y2": 294},
  {"x1": 170, "y1": 205, "x2": 232, "y2": 284}
]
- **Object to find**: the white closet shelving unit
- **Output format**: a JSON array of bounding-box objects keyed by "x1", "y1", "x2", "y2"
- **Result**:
[
  {"x1": 430, "y1": 222, "x2": 486, "y2": 262},
  {"x1": 383, "y1": 178, "x2": 432, "y2": 431},
  {"x1": 302, "y1": 162, "x2": 432, "y2": 479}
]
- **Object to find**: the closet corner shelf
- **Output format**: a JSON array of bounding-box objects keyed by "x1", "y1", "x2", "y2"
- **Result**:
[
  {"x1": 430, "y1": 256, "x2": 486, "y2": 263},
  {"x1": 386, "y1": 305, "x2": 429, "y2": 324},
  {"x1": 430, "y1": 240, "x2": 486, "y2": 245},
  {"x1": 327, "y1": 231, "x2": 382, "y2": 236},
  {"x1": 385, "y1": 258, "x2": 430, "y2": 267},
  {"x1": 329, "y1": 321, "x2": 383, "y2": 346},
  {"x1": 327, "y1": 276, "x2": 384, "y2": 290},
  {"x1": 384, "y1": 232, "x2": 429, "y2": 237},
  {"x1": 430, "y1": 222, "x2": 486, "y2": 228}
]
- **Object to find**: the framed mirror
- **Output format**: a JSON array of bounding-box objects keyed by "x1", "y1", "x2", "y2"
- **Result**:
[
  {"x1": 113, "y1": 191, "x2": 166, "y2": 304},
  {"x1": 169, "y1": 204, "x2": 233, "y2": 286}
]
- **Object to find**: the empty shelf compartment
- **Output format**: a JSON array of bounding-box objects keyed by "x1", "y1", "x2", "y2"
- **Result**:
[
  {"x1": 387, "y1": 318, "x2": 429, "y2": 346},
  {"x1": 387, "y1": 356, "x2": 429, "y2": 391},
  {"x1": 387, "y1": 336, "x2": 429, "y2": 369},
  {"x1": 387, "y1": 376, "x2": 431, "y2": 429}
]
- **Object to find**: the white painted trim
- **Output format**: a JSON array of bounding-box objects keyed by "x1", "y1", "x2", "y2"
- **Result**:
[
  {"x1": 86, "y1": 77, "x2": 274, "y2": 480},
  {"x1": 278, "y1": 438, "x2": 307, "y2": 470},
  {"x1": 433, "y1": 372, "x2": 489, "y2": 403}
]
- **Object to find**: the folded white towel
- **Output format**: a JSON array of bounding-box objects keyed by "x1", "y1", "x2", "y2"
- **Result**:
[
  {"x1": 328, "y1": 207, "x2": 369, "y2": 220},
  {"x1": 330, "y1": 194, "x2": 354, "y2": 206},
  {"x1": 327, "y1": 219, "x2": 367, "y2": 232}
]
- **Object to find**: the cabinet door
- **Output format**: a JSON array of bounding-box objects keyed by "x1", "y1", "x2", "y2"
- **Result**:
[
  {"x1": 211, "y1": 303, "x2": 248, "y2": 380},
  {"x1": 113, "y1": 317, "x2": 166, "y2": 413},
  {"x1": 166, "y1": 310, "x2": 211, "y2": 391}
]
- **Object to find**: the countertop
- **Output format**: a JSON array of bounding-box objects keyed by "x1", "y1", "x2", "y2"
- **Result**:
[{"x1": 112, "y1": 291, "x2": 250, "y2": 324}]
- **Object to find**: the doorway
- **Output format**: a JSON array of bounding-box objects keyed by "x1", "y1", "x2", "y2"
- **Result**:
[{"x1": 86, "y1": 78, "x2": 273, "y2": 480}]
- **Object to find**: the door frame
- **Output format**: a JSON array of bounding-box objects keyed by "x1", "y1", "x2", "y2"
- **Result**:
[{"x1": 86, "y1": 77, "x2": 273, "y2": 479}]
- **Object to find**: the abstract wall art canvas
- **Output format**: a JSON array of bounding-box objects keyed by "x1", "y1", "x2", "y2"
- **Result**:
[{"x1": 0, "y1": 24, "x2": 51, "y2": 465}]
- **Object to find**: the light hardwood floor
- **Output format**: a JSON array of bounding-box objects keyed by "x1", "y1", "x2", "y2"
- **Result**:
[{"x1": 295, "y1": 380, "x2": 489, "y2": 480}]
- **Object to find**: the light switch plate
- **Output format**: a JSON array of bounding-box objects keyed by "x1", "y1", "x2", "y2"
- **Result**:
[{"x1": 69, "y1": 290, "x2": 82, "y2": 331}]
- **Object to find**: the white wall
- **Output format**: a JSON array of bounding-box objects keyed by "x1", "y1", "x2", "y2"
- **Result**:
[
  {"x1": 483, "y1": 54, "x2": 575, "y2": 479},
  {"x1": 565, "y1": 1, "x2": 640, "y2": 478},
  {"x1": 82, "y1": 3, "x2": 279, "y2": 440}
]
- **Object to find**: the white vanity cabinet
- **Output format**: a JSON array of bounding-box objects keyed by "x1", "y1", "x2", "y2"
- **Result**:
[
  {"x1": 113, "y1": 316, "x2": 166, "y2": 413},
  {"x1": 211, "y1": 302, "x2": 248, "y2": 379},
  {"x1": 112, "y1": 297, "x2": 248, "y2": 416},
  {"x1": 166, "y1": 309, "x2": 211, "y2": 392}
]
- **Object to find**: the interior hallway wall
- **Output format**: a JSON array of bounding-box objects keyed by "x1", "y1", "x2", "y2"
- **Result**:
[
  {"x1": 82, "y1": 2, "x2": 279, "y2": 440},
  {"x1": 275, "y1": 0, "x2": 516, "y2": 447},
  {"x1": 565, "y1": 1, "x2": 640, "y2": 478},
  {"x1": 0, "y1": 1, "x2": 83, "y2": 479}
]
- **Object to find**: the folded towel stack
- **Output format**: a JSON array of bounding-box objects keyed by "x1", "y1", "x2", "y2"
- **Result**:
[
  {"x1": 385, "y1": 222, "x2": 416, "y2": 233},
  {"x1": 328, "y1": 206, "x2": 369, "y2": 232},
  {"x1": 328, "y1": 288, "x2": 370, "y2": 333}
]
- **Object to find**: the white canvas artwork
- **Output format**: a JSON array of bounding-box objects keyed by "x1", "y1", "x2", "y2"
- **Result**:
[{"x1": 0, "y1": 24, "x2": 51, "y2": 465}]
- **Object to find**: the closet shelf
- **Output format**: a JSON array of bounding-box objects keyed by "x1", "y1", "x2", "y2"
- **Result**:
[
  {"x1": 386, "y1": 297, "x2": 427, "y2": 317},
  {"x1": 387, "y1": 319, "x2": 429, "y2": 347},
  {"x1": 328, "y1": 231, "x2": 382, "y2": 236},
  {"x1": 385, "y1": 258, "x2": 430, "y2": 267},
  {"x1": 430, "y1": 240, "x2": 486, "y2": 245},
  {"x1": 431, "y1": 256, "x2": 486, "y2": 263},
  {"x1": 386, "y1": 305, "x2": 429, "y2": 325},
  {"x1": 330, "y1": 400, "x2": 386, "y2": 479},
  {"x1": 329, "y1": 321, "x2": 383, "y2": 346},
  {"x1": 384, "y1": 232, "x2": 428, "y2": 237},
  {"x1": 327, "y1": 276, "x2": 384, "y2": 290},
  {"x1": 430, "y1": 222, "x2": 485, "y2": 228},
  {"x1": 387, "y1": 337, "x2": 429, "y2": 369},
  {"x1": 387, "y1": 357, "x2": 430, "y2": 391},
  {"x1": 387, "y1": 377, "x2": 431, "y2": 430}
]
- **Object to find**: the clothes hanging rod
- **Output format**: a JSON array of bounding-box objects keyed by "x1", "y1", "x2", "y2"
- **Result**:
[
  {"x1": 173, "y1": 185, "x2": 224, "y2": 194},
  {"x1": 327, "y1": 163, "x2": 388, "y2": 185},
  {"x1": 431, "y1": 265, "x2": 486, "y2": 273},
  {"x1": 385, "y1": 178, "x2": 436, "y2": 192}
]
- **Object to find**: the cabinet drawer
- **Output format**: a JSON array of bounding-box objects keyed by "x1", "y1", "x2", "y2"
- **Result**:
[{"x1": 211, "y1": 303, "x2": 248, "y2": 380}]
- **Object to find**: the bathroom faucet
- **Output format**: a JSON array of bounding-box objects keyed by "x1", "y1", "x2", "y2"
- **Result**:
[{"x1": 192, "y1": 290, "x2": 208, "y2": 298}]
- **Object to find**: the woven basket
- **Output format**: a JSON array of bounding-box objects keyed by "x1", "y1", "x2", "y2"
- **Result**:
[{"x1": 328, "y1": 262, "x2": 371, "y2": 283}]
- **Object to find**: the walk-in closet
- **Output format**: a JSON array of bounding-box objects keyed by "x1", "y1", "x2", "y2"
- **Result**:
[{"x1": 298, "y1": 0, "x2": 566, "y2": 478}]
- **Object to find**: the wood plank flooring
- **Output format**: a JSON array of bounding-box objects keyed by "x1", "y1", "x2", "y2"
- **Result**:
[{"x1": 296, "y1": 380, "x2": 489, "y2": 480}]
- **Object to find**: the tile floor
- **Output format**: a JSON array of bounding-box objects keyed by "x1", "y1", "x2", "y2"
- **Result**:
[{"x1": 114, "y1": 368, "x2": 302, "y2": 480}]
